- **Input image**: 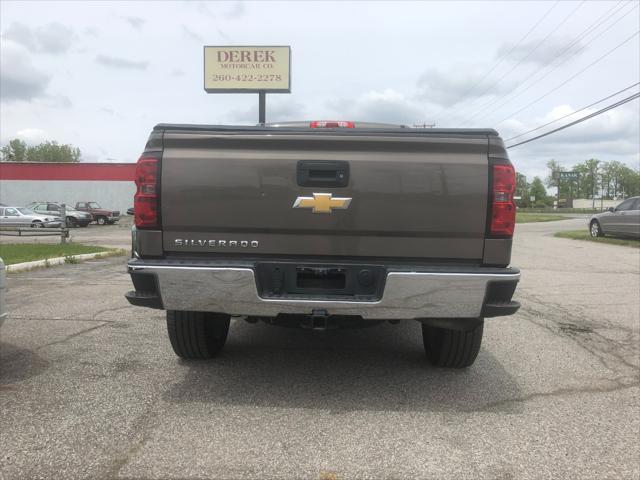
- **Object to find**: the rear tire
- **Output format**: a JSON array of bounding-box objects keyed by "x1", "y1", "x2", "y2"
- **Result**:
[
  {"x1": 166, "y1": 310, "x2": 230, "y2": 359},
  {"x1": 66, "y1": 217, "x2": 78, "y2": 228},
  {"x1": 421, "y1": 320, "x2": 484, "y2": 368},
  {"x1": 590, "y1": 220, "x2": 604, "y2": 237}
]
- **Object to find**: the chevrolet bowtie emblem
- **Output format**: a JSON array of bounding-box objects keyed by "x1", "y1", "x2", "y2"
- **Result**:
[{"x1": 293, "y1": 193, "x2": 352, "y2": 214}]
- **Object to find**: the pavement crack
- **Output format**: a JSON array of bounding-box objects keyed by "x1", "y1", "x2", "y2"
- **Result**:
[
  {"x1": 516, "y1": 291, "x2": 640, "y2": 375},
  {"x1": 6, "y1": 315, "x2": 119, "y2": 324},
  {"x1": 35, "y1": 322, "x2": 110, "y2": 351},
  {"x1": 105, "y1": 402, "x2": 161, "y2": 478},
  {"x1": 474, "y1": 378, "x2": 640, "y2": 412},
  {"x1": 92, "y1": 305, "x2": 136, "y2": 321}
]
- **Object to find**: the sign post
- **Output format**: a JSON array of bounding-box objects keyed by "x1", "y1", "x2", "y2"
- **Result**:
[
  {"x1": 259, "y1": 91, "x2": 266, "y2": 124},
  {"x1": 203, "y1": 46, "x2": 291, "y2": 124},
  {"x1": 60, "y1": 203, "x2": 67, "y2": 245}
]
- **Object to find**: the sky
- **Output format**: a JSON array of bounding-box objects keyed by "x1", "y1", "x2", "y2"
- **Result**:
[{"x1": 1, "y1": 0, "x2": 639, "y2": 182}]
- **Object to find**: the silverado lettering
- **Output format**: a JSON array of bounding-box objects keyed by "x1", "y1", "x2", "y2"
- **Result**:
[{"x1": 174, "y1": 239, "x2": 259, "y2": 248}]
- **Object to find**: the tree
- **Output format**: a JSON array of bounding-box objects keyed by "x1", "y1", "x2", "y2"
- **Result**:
[
  {"x1": 619, "y1": 166, "x2": 640, "y2": 197},
  {"x1": 545, "y1": 159, "x2": 569, "y2": 199},
  {"x1": 0, "y1": 139, "x2": 28, "y2": 162},
  {"x1": 1, "y1": 139, "x2": 81, "y2": 163},
  {"x1": 529, "y1": 177, "x2": 547, "y2": 203},
  {"x1": 25, "y1": 141, "x2": 81, "y2": 163},
  {"x1": 572, "y1": 158, "x2": 600, "y2": 199},
  {"x1": 515, "y1": 172, "x2": 529, "y2": 207}
]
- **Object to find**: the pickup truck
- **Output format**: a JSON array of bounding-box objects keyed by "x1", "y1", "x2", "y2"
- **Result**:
[
  {"x1": 125, "y1": 122, "x2": 520, "y2": 368},
  {"x1": 75, "y1": 202, "x2": 120, "y2": 225}
]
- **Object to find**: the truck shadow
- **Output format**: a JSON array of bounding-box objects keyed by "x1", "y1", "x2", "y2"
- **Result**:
[
  {"x1": 162, "y1": 320, "x2": 524, "y2": 414},
  {"x1": 0, "y1": 342, "x2": 50, "y2": 386}
]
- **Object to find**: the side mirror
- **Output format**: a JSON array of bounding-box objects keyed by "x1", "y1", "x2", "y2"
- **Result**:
[{"x1": 608, "y1": 207, "x2": 615, "y2": 213}]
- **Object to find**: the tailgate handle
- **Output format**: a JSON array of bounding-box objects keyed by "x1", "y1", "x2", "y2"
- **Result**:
[{"x1": 297, "y1": 161, "x2": 349, "y2": 187}]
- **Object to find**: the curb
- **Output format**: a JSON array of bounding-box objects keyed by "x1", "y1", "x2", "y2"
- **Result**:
[{"x1": 6, "y1": 251, "x2": 123, "y2": 273}]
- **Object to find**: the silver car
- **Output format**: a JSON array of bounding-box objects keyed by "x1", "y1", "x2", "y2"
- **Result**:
[
  {"x1": 27, "y1": 202, "x2": 93, "y2": 228},
  {"x1": 590, "y1": 196, "x2": 640, "y2": 238},
  {"x1": 0, "y1": 206, "x2": 62, "y2": 228}
]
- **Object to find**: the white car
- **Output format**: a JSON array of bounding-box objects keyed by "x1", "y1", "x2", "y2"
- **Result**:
[{"x1": 0, "y1": 206, "x2": 62, "y2": 228}]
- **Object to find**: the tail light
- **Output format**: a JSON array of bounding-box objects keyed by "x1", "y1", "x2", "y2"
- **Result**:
[
  {"x1": 134, "y1": 156, "x2": 159, "y2": 228},
  {"x1": 489, "y1": 164, "x2": 516, "y2": 237},
  {"x1": 310, "y1": 120, "x2": 355, "y2": 128}
]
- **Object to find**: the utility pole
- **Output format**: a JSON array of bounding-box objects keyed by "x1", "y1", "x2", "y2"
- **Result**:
[{"x1": 591, "y1": 161, "x2": 599, "y2": 210}]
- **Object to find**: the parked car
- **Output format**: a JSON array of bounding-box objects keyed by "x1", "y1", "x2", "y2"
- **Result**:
[
  {"x1": 75, "y1": 202, "x2": 120, "y2": 225},
  {"x1": 27, "y1": 202, "x2": 93, "y2": 228},
  {"x1": 127, "y1": 207, "x2": 134, "y2": 216},
  {"x1": 589, "y1": 196, "x2": 640, "y2": 238},
  {"x1": 0, "y1": 206, "x2": 62, "y2": 228}
]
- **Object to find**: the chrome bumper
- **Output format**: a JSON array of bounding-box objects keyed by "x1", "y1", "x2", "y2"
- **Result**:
[{"x1": 128, "y1": 262, "x2": 520, "y2": 319}]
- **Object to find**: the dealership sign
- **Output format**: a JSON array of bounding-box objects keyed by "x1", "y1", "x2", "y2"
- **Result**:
[
  {"x1": 203, "y1": 46, "x2": 291, "y2": 93},
  {"x1": 558, "y1": 171, "x2": 579, "y2": 180}
]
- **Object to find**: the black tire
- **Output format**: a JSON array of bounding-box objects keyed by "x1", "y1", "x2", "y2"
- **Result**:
[
  {"x1": 66, "y1": 217, "x2": 78, "y2": 228},
  {"x1": 166, "y1": 310, "x2": 230, "y2": 359},
  {"x1": 590, "y1": 220, "x2": 604, "y2": 237},
  {"x1": 96, "y1": 216, "x2": 107, "y2": 225},
  {"x1": 31, "y1": 221, "x2": 43, "y2": 228},
  {"x1": 421, "y1": 321, "x2": 484, "y2": 368}
]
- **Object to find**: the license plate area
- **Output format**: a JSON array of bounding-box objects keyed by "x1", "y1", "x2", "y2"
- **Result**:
[
  {"x1": 296, "y1": 267, "x2": 346, "y2": 290},
  {"x1": 256, "y1": 263, "x2": 386, "y2": 300}
]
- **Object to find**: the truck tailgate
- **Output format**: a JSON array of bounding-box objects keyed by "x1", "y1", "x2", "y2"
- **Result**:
[{"x1": 160, "y1": 131, "x2": 489, "y2": 260}]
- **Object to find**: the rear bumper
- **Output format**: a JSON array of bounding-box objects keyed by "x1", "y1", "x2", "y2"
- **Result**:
[{"x1": 126, "y1": 259, "x2": 520, "y2": 319}]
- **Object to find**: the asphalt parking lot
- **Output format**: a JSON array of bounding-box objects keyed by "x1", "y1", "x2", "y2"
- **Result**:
[{"x1": 1, "y1": 218, "x2": 638, "y2": 480}]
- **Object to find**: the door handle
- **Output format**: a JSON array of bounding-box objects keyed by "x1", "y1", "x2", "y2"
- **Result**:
[{"x1": 297, "y1": 160, "x2": 349, "y2": 187}]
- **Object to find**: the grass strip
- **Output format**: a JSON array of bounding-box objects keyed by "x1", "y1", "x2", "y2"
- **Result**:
[
  {"x1": 0, "y1": 243, "x2": 113, "y2": 265},
  {"x1": 516, "y1": 213, "x2": 568, "y2": 223},
  {"x1": 555, "y1": 230, "x2": 640, "y2": 248}
]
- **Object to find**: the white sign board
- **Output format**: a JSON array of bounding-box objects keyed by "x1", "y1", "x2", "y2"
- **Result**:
[{"x1": 204, "y1": 46, "x2": 291, "y2": 93}]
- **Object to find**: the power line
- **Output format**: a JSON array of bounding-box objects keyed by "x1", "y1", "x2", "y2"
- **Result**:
[
  {"x1": 432, "y1": 1, "x2": 560, "y2": 123},
  {"x1": 494, "y1": 30, "x2": 640, "y2": 126},
  {"x1": 505, "y1": 82, "x2": 640, "y2": 142},
  {"x1": 455, "y1": 1, "x2": 560, "y2": 101},
  {"x1": 506, "y1": 92, "x2": 640, "y2": 149},
  {"x1": 447, "y1": 0, "x2": 585, "y2": 125},
  {"x1": 465, "y1": 1, "x2": 638, "y2": 125}
]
